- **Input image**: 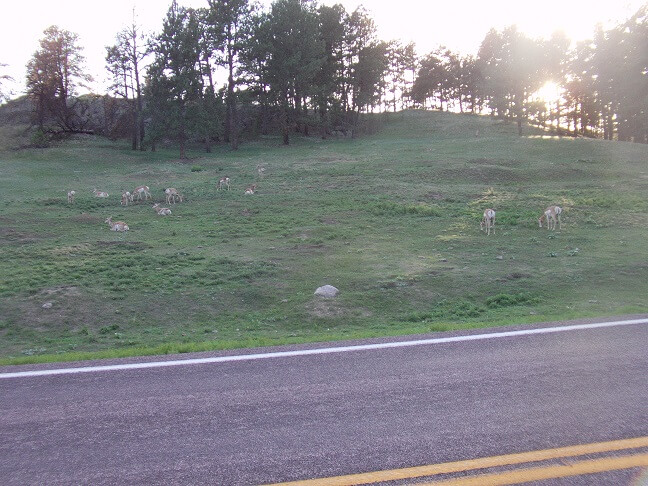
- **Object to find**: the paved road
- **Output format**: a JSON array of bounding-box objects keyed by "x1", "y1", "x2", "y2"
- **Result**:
[{"x1": 1, "y1": 317, "x2": 647, "y2": 485}]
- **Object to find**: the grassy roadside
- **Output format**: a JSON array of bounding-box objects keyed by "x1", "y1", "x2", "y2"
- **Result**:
[{"x1": 1, "y1": 111, "x2": 647, "y2": 365}]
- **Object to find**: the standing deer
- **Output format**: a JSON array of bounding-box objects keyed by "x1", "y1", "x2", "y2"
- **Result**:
[
  {"x1": 164, "y1": 188, "x2": 183, "y2": 204},
  {"x1": 133, "y1": 185, "x2": 151, "y2": 201},
  {"x1": 105, "y1": 217, "x2": 129, "y2": 232},
  {"x1": 121, "y1": 191, "x2": 133, "y2": 206},
  {"x1": 67, "y1": 190, "x2": 76, "y2": 203},
  {"x1": 480, "y1": 208, "x2": 496, "y2": 235},
  {"x1": 539, "y1": 206, "x2": 562, "y2": 231},
  {"x1": 217, "y1": 177, "x2": 230, "y2": 191}
]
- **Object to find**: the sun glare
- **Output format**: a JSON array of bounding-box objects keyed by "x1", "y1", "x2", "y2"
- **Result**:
[{"x1": 533, "y1": 81, "x2": 563, "y2": 104}]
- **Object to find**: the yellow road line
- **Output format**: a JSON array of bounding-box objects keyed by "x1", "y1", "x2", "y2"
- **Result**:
[
  {"x1": 420, "y1": 453, "x2": 648, "y2": 485},
  {"x1": 268, "y1": 436, "x2": 648, "y2": 486}
]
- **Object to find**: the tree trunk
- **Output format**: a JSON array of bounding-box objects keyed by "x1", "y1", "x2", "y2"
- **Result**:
[
  {"x1": 179, "y1": 107, "x2": 187, "y2": 159},
  {"x1": 282, "y1": 94, "x2": 290, "y2": 145},
  {"x1": 131, "y1": 100, "x2": 138, "y2": 151}
]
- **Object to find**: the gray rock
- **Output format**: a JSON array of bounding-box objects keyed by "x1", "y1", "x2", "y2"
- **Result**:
[
  {"x1": 42, "y1": 302, "x2": 53, "y2": 309},
  {"x1": 314, "y1": 285, "x2": 339, "y2": 298}
]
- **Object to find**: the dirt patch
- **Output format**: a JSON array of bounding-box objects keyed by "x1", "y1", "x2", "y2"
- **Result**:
[
  {"x1": 4, "y1": 286, "x2": 115, "y2": 333},
  {"x1": 95, "y1": 240, "x2": 151, "y2": 248},
  {"x1": 502, "y1": 272, "x2": 531, "y2": 281},
  {"x1": 289, "y1": 243, "x2": 326, "y2": 254},
  {"x1": 50, "y1": 244, "x2": 92, "y2": 256},
  {"x1": 38, "y1": 285, "x2": 83, "y2": 298},
  {"x1": 320, "y1": 217, "x2": 338, "y2": 225},
  {"x1": 307, "y1": 298, "x2": 373, "y2": 319},
  {"x1": 422, "y1": 193, "x2": 444, "y2": 200},
  {"x1": 308, "y1": 298, "x2": 346, "y2": 318},
  {"x1": 174, "y1": 156, "x2": 203, "y2": 165},
  {"x1": 0, "y1": 228, "x2": 47, "y2": 244}
]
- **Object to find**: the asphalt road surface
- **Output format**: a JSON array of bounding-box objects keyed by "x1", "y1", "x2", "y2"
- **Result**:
[{"x1": 1, "y1": 317, "x2": 647, "y2": 485}]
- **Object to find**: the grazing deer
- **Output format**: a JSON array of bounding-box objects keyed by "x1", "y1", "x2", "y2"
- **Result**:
[
  {"x1": 152, "y1": 203, "x2": 172, "y2": 216},
  {"x1": 67, "y1": 190, "x2": 75, "y2": 203},
  {"x1": 244, "y1": 184, "x2": 257, "y2": 195},
  {"x1": 480, "y1": 208, "x2": 496, "y2": 235},
  {"x1": 164, "y1": 187, "x2": 183, "y2": 204},
  {"x1": 121, "y1": 191, "x2": 133, "y2": 206},
  {"x1": 217, "y1": 176, "x2": 230, "y2": 191},
  {"x1": 93, "y1": 188, "x2": 109, "y2": 198},
  {"x1": 105, "y1": 217, "x2": 129, "y2": 232},
  {"x1": 133, "y1": 185, "x2": 151, "y2": 201},
  {"x1": 539, "y1": 206, "x2": 562, "y2": 231}
]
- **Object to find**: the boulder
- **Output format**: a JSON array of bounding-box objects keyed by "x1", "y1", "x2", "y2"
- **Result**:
[{"x1": 314, "y1": 285, "x2": 339, "y2": 298}]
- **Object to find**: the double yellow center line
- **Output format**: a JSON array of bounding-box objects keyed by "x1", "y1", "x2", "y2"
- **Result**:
[{"x1": 269, "y1": 436, "x2": 648, "y2": 485}]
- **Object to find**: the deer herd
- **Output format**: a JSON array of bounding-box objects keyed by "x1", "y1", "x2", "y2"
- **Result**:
[
  {"x1": 67, "y1": 178, "x2": 260, "y2": 233},
  {"x1": 73, "y1": 175, "x2": 564, "y2": 236}
]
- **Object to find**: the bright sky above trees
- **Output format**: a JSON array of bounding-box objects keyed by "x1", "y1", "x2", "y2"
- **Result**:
[{"x1": 1, "y1": 0, "x2": 645, "y2": 97}]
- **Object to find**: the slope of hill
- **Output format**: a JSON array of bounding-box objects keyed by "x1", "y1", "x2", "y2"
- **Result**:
[{"x1": 1, "y1": 110, "x2": 647, "y2": 364}]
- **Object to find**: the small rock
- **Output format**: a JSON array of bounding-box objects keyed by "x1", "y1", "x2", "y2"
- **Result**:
[
  {"x1": 42, "y1": 302, "x2": 53, "y2": 309},
  {"x1": 314, "y1": 285, "x2": 339, "y2": 298},
  {"x1": 496, "y1": 255, "x2": 504, "y2": 260}
]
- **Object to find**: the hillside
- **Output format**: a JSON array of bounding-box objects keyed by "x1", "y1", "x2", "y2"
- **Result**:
[{"x1": 1, "y1": 110, "x2": 647, "y2": 364}]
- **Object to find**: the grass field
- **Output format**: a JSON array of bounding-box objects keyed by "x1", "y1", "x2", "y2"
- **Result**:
[{"x1": 1, "y1": 110, "x2": 647, "y2": 365}]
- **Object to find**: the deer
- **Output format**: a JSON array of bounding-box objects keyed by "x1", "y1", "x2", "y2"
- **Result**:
[
  {"x1": 67, "y1": 190, "x2": 75, "y2": 203},
  {"x1": 244, "y1": 184, "x2": 257, "y2": 195},
  {"x1": 539, "y1": 206, "x2": 562, "y2": 231},
  {"x1": 256, "y1": 164, "x2": 266, "y2": 177},
  {"x1": 217, "y1": 176, "x2": 230, "y2": 191},
  {"x1": 164, "y1": 187, "x2": 183, "y2": 204},
  {"x1": 480, "y1": 208, "x2": 496, "y2": 235},
  {"x1": 105, "y1": 217, "x2": 129, "y2": 232},
  {"x1": 121, "y1": 191, "x2": 133, "y2": 206},
  {"x1": 152, "y1": 203, "x2": 172, "y2": 216},
  {"x1": 93, "y1": 188, "x2": 109, "y2": 198},
  {"x1": 133, "y1": 185, "x2": 151, "y2": 201}
]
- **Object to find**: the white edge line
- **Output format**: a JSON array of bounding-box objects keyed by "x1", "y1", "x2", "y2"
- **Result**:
[{"x1": 1, "y1": 318, "x2": 647, "y2": 379}]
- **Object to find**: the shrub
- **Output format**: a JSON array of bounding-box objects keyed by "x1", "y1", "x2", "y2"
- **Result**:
[
  {"x1": 368, "y1": 200, "x2": 441, "y2": 217},
  {"x1": 31, "y1": 129, "x2": 50, "y2": 148},
  {"x1": 485, "y1": 292, "x2": 538, "y2": 308}
]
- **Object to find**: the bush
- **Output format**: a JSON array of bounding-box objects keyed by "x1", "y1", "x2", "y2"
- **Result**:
[
  {"x1": 368, "y1": 200, "x2": 441, "y2": 217},
  {"x1": 485, "y1": 292, "x2": 538, "y2": 308},
  {"x1": 405, "y1": 299, "x2": 485, "y2": 321},
  {"x1": 31, "y1": 129, "x2": 50, "y2": 148}
]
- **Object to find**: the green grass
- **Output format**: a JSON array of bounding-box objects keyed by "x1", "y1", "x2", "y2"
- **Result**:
[{"x1": 1, "y1": 111, "x2": 648, "y2": 365}]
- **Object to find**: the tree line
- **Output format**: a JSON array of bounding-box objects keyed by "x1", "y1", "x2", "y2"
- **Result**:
[{"x1": 18, "y1": 0, "x2": 648, "y2": 155}]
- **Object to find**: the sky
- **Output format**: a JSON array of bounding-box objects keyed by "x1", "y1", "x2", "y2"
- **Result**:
[{"x1": 1, "y1": 0, "x2": 646, "y2": 98}]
